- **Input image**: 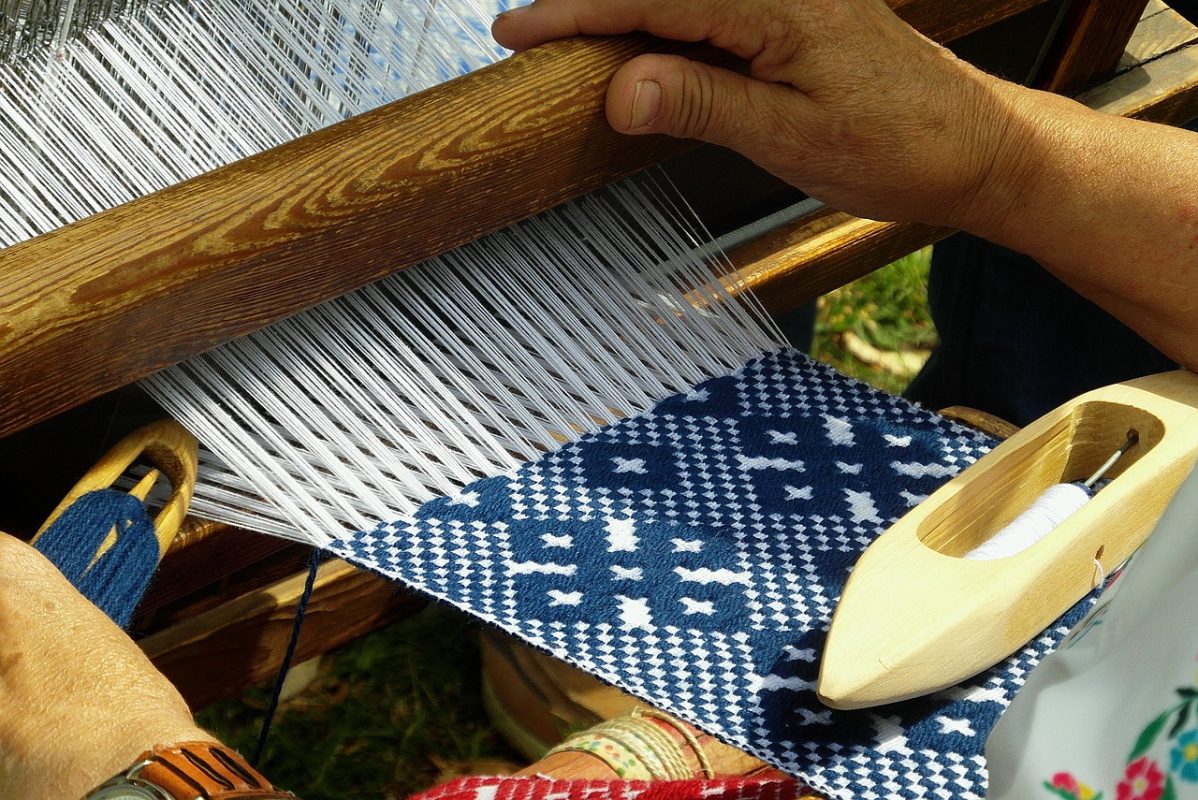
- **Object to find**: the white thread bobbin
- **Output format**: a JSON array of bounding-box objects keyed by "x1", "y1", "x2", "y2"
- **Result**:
[
  {"x1": 964, "y1": 430, "x2": 1138, "y2": 562},
  {"x1": 964, "y1": 483, "x2": 1091, "y2": 561}
]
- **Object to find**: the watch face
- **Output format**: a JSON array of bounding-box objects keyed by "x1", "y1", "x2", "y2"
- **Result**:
[{"x1": 86, "y1": 784, "x2": 168, "y2": 799}]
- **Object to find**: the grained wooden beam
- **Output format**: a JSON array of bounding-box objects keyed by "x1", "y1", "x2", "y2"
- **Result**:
[
  {"x1": 0, "y1": 0, "x2": 1053, "y2": 439},
  {"x1": 1036, "y1": 0, "x2": 1151, "y2": 94}
]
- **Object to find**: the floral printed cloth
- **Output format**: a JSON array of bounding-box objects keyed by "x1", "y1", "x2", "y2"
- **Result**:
[{"x1": 985, "y1": 466, "x2": 1198, "y2": 800}]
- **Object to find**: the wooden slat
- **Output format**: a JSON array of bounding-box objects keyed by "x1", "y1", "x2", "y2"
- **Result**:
[
  {"x1": 729, "y1": 211, "x2": 947, "y2": 314},
  {"x1": 0, "y1": 0, "x2": 1053, "y2": 440},
  {"x1": 1120, "y1": 5, "x2": 1198, "y2": 70},
  {"x1": 138, "y1": 517, "x2": 294, "y2": 614},
  {"x1": 1036, "y1": 0, "x2": 1151, "y2": 94},
  {"x1": 1082, "y1": 41, "x2": 1198, "y2": 124},
  {"x1": 141, "y1": 558, "x2": 424, "y2": 709}
]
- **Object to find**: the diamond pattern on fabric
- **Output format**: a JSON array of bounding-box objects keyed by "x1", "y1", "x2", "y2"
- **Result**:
[{"x1": 329, "y1": 349, "x2": 1094, "y2": 799}]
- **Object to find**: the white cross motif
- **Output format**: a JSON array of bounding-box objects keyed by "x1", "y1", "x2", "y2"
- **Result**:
[
  {"x1": 541, "y1": 532, "x2": 573, "y2": 548},
  {"x1": 844, "y1": 488, "x2": 884, "y2": 525},
  {"x1": 547, "y1": 590, "x2": 583, "y2": 607},
  {"x1": 616, "y1": 595, "x2": 654, "y2": 630},
  {"x1": 680, "y1": 597, "x2": 716, "y2": 615},
  {"x1": 605, "y1": 518, "x2": 638, "y2": 552},
  {"x1": 612, "y1": 456, "x2": 647, "y2": 474},
  {"x1": 447, "y1": 490, "x2": 480, "y2": 507},
  {"x1": 874, "y1": 716, "x2": 911, "y2": 755},
  {"x1": 936, "y1": 716, "x2": 977, "y2": 737},
  {"x1": 823, "y1": 414, "x2": 856, "y2": 446},
  {"x1": 785, "y1": 485, "x2": 814, "y2": 501},
  {"x1": 768, "y1": 430, "x2": 799, "y2": 445}
]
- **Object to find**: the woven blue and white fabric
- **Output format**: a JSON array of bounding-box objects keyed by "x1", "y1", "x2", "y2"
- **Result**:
[{"x1": 329, "y1": 349, "x2": 1095, "y2": 799}]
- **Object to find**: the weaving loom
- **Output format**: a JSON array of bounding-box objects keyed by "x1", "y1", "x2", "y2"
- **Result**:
[{"x1": 3, "y1": 0, "x2": 1198, "y2": 797}]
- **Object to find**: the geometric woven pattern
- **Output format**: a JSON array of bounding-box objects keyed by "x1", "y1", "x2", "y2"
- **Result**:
[{"x1": 330, "y1": 349, "x2": 1095, "y2": 799}]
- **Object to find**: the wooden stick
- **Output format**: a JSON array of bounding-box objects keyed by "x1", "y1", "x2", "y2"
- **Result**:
[
  {"x1": 1036, "y1": 0, "x2": 1151, "y2": 94},
  {"x1": 0, "y1": 0, "x2": 1051, "y2": 439}
]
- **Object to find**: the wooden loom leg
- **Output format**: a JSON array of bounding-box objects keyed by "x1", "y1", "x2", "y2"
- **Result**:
[{"x1": 1035, "y1": 0, "x2": 1152, "y2": 94}]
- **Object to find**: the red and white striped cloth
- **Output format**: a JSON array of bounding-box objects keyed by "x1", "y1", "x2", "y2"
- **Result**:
[{"x1": 411, "y1": 776, "x2": 806, "y2": 800}]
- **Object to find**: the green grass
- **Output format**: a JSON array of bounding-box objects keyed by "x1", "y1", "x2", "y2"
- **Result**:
[
  {"x1": 813, "y1": 246, "x2": 937, "y2": 394},
  {"x1": 197, "y1": 248, "x2": 936, "y2": 796}
]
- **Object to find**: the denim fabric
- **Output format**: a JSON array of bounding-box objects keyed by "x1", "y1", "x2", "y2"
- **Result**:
[{"x1": 906, "y1": 235, "x2": 1177, "y2": 426}]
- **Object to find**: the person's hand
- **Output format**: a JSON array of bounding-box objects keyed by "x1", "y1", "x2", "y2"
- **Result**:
[
  {"x1": 0, "y1": 533, "x2": 215, "y2": 799},
  {"x1": 492, "y1": 0, "x2": 1035, "y2": 229}
]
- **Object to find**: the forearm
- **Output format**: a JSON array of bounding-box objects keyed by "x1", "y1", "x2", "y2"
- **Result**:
[{"x1": 957, "y1": 82, "x2": 1198, "y2": 370}]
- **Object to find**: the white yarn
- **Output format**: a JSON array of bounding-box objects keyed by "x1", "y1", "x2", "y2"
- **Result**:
[
  {"x1": 146, "y1": 177, "x2": 778, "y2": 544},
  {"x1": 0, "y1": 0, "x2": 513, "y2": 245},
  {"x1": 964, "y1": 483, "x2": 1091, "y2": 561},
  {"x1": 1, "y1": 0, "x2": 781, "y2": 544}
]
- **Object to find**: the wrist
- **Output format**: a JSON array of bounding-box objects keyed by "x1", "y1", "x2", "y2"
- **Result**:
[
  {"x1": 82, "y1": 739, "x2": 294, "y2": 800},
  {"x1": 943, "y1": 76, "x2": 1075, "y2": 242},
  {"x1": 73, "y1": 723, "x2": 219, "y2": 799},
  {"x1": 37, "y1": 725, "x2": 218, "y2": 800}
]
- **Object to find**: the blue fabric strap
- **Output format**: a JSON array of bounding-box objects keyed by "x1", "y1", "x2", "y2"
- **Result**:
[{"x1": 34, "y1": 488, "x2": 160, "y2": 629}]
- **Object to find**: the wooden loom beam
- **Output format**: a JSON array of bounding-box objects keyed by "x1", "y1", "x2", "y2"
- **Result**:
[
  {"x1": 1036, "y1": 0, "x2": 1152, "y2": 95},
  {"x1": 0, "y1": 0, "x2": 1053, "y2": 440}
]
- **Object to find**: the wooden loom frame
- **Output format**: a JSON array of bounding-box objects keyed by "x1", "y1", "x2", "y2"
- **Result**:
[{"x1": 3, "y1": 0, "x2": 1197, "y2": 725}]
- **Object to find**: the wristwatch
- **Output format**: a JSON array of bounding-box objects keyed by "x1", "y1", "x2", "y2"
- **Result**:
[{"x1": 84, "y1": 742, "x2": 296, "y2": 799}]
